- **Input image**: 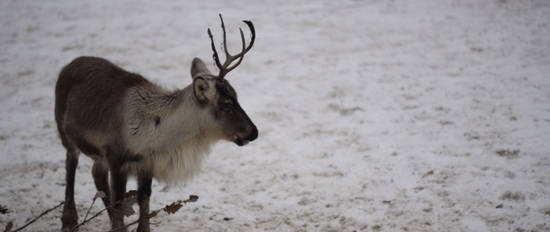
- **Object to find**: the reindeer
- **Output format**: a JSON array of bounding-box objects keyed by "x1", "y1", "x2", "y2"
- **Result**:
[{"x1": 54, "y1": 15, "x2": 257, "y2": 232}]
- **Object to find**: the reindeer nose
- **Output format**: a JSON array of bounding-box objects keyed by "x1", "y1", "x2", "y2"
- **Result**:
[
  {"x1": 240, "y1": 124, "x2": 258, "y2": 143},
  {"x1": 234, "y1": 124, "x2": 257, "y2": 146},
  {"x1": 247, "y1": 126, "x2": 258, "y2": 142}
]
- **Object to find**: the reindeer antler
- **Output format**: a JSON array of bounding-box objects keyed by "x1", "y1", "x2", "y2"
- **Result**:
[{"x1": 207, "y1": 14, "x2": 255, "y2": 79}]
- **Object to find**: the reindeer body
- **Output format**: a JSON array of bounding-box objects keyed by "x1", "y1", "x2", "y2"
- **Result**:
[
  {"x1": 55, "y1": 15, "x2": 257, "y2": 232},
  {"x1": 56, "y1": 56, "x2": 214, "y2": 184},
  {"x1": 55, "y1": 57, "x2": 216, "y2": 231}
]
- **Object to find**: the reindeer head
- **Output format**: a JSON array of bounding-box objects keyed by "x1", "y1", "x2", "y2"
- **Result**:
[{"x1": 190, "y1": 14, "x2": 257, "y2": 146}]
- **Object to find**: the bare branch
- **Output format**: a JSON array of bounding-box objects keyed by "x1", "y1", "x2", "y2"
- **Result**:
[
  {"x1": 71, "y1": 191, "x2": 135, "y2": 232},
  {"x1": 9, "y1": 201, "x2": 64, "y2": 232},
  {"x1": 107, "y1": 195, "x2": 199, "y2": 232},
  {"x1": 71, "y1": 206, "x2": 109, "y2": 231},
  {"x1": 82, "y1": 191, "x2": 106, "y2": 223}
]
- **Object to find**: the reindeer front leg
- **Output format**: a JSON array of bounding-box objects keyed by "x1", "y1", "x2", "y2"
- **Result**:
[{"x1": 137, "y1": 173, "x2": 152, "y2": 232}]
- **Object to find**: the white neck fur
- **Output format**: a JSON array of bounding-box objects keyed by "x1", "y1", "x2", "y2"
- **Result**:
[{"x1": 122, "y1": 84, "x2": 221, "y2": 184}]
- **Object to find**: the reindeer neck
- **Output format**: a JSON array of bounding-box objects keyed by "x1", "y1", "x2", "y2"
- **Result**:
[{"x1": 123, "y1": 84, "x2": 218, "y2": 156}]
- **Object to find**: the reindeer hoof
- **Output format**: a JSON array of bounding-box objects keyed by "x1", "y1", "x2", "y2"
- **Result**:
[{"x1": 61, "y1": 208, "x2": 78, "y2": 232}]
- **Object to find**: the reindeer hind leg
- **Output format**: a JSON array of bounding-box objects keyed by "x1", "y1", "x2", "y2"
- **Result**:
[
  {"x1": 92, "y1": 160, "x2": 112, "y2": 219},
  {"x1": 61, "y1": 149, "x2": 79, "y2": 232},
  {"x1": 107, "y1": 149, "x2": 129, "y2": 232}
]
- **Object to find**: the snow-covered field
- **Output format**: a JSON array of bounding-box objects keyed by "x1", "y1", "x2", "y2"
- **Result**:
[{"x1": 1, "y1": 0, "x2": 550, "y2": 231}]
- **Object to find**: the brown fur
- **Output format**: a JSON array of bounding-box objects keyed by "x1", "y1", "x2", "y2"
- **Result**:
[{"x1": 55, "y1": 56, "x2": 150, "y2": 155}]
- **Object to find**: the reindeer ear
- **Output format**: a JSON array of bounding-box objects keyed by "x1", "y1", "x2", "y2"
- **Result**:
[
  {"x1": 193, "y1": 77, "x2": 210, "y2": 104},
  {"x1": 190, "y1": 57, "x2": 210, "y2": 79}
]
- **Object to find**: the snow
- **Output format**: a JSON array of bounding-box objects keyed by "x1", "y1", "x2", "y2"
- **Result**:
[{"x1": 1, "y1": 0, "x2": 550, "y2": 231}]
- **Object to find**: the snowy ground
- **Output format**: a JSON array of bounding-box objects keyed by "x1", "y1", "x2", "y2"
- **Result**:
[{"x1": 1, "y1": 0, "x2": 550, "y2": 231}]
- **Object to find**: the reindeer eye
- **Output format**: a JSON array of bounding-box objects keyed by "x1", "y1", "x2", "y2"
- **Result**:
[{"x1": 221, "y1": 99, "x2": 234, "y2": 111}]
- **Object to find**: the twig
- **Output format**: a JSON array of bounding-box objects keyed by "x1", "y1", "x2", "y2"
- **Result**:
[
  {"x1": 72, "y1": 191, "x2": 136, "y2": 231},
  {"x1": 107, "y1": 209, "x2": 161, "y2": 232},
  {"x1": 107, "y1": 195, "x2": 198, "y2": 232},
  {"x1": 82, "y1": 191, "x2": 107, "y2": 223},
  {"x1": 9, "y1": 201, "x2": 64, "y2": 232},
  {"x1": 82, "y1": 198, "x2": 97, "y2": 223},
  {"x1": 71, "y1": 206, "x2": 110, "y2": 231}
]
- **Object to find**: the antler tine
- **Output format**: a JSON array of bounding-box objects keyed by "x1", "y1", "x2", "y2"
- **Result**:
[
  {"x1": 207, "y1": 28, "x2": 223, "y2": 69},
  {"x1": 224, "y1": 28, "x2": 247, "y2": 74},
  {"x1": 220, "y1": 14, "x2": 230, "y2": 63},
  {"x1": 225, "y1": 20, "x2": 255, "y2": 58},
  {"x1": 208, "y1": 14, "x2": 256, "y2": 79},
  {"x1": 241, "y1": 20, "x2": 255, "y2": 54}
]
